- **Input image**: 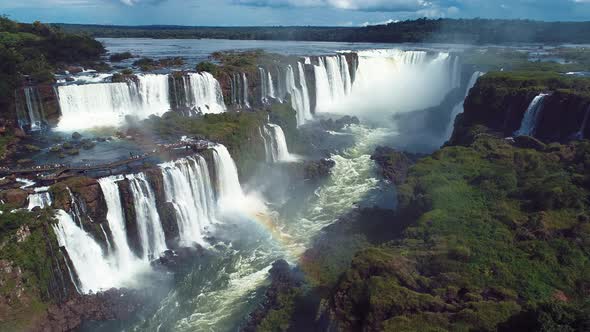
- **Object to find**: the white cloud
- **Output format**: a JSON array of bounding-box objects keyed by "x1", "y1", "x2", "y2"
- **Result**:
[{"x1": 234, "y1": 0, "x2": 431, "y2": 12}]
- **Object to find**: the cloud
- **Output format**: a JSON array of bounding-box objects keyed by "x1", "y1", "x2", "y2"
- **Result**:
[{"x1": 233, "y1": 0, "x2": 431, "y2": 12}]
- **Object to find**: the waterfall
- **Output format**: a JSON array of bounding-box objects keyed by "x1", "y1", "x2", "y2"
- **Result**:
[
  {"x1": 185, "y1": 72, "x2": 226, "y2": 114},
  {"x1": 242, "y1": 73, "x2": 251, "y2": 109},
  {"x1": 262, "y1": 124, "x2": 294, "y2": 162},
  {"x1": 259, "y1": 67, "x2": 276, "y2": 104},
  {"x1": 298, "y1": 62, "x2": 312, "y2": 121},
  {"x1": 259, "y1": 127, "x2": 273, "y2": 163},
  {"x1": 57, "y1": 74, "x2": 170, "y2": 130},
  {"x1": 575, "y1": 106, "x2": 590, "y2": 139},
  {"x1": 514, "y1": 93, "x2": 549, "y2": 137},
  {"x1": 53, "y1": 210, "x2": 119, "y2": 294},
  {"x1": 445, "y1": 71, "x2": 485, "y2": 140},
  {"x1": 27, "y1": 187, "x2": 52, "y2": 210},
  {"x1": 286, "y1": 65, "x2": 313, "y2": 126},
  {"x1": 98, "y1": 176, "x2": 141, "y2": 268},
  {"x1": 127, "y1": 173, "x2": 168, "y2": 260},
  {"x1": 22, "y1": 87, "x2": 46, "y2": 130},
  {"x1": 323, "y1": 49, "x2": 458, "y2": 117},
  {"x1": 313, "y1": 55, "x2": 354, "y2": 113},
  {"x1": 160, "y1": 156, "x2": 217, "y2": 246},
  {"x1": 211, "y1": 144, "x2": 245, "y2": 206},
  {"x1": 231, "y1": 73, "x2": 250, "y2": 109}
]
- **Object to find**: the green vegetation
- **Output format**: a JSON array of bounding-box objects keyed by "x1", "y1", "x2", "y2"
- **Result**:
[
  {"x1": 0, "y1": 16, "x2": 104, "y2": 123},
  {"x1": 0, "y1": 207, "x2": 62, "y2": 331},
  {"x1": 133, "y1": 57, "x2": 184, "y2": 71},
  {"x1": 195, "y1": 61, "x2": 219, "y2": 76},
  {"x1": 54, "y1": 19, "x2": 590, "y2": 44},
  {"x1": 325, "y1": 136, "x2": 590, "y2": 331}
]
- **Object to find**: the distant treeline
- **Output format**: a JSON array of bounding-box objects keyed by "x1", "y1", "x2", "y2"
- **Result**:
[{"x1": 54, "y1": 18, "x2": 590, "y2": 44}]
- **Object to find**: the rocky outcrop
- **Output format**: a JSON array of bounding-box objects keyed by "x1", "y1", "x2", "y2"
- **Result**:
[
  {"x1": 319, "y1": 115, "x2": 360, "y2": 132},
  {"x1": 38, "y1": 288, "x2": 149, "y2": 332},
  {"x1": 241, "y1": 260, "x2": 302, "y2": 332},
  {"x1": 116, "y1": 178, "x2": 142, "y2": 258},
  {"x1": 451, "y1": 72, "x2": 590, "y2": 145},
  {"x1": 0, "y1": 188, "x2": 28, "y2": 207},
  {"x1": 144, "y1": 168, "x2": 179, "y2": 248},
  {"x1": 371, "y1": 146, "x2": 422, "y2": 185}
]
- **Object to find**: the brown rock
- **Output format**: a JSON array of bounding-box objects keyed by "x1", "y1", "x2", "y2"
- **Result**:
[{"x1": 0, "y1": 188, "x2": 28, "y2": 208}]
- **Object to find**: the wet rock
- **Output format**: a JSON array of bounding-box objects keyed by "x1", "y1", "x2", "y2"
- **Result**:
[
  {"x1": 303, "y1": 158, "x2": 335, "y2": 180},
  {"x1": 319, "y1": 116, "x2": 360, "y2": 131},
  {"x1": 38, "y1": 288, "x2": 148, "y2": 332},
  {"x1": 371, "y1": 146, "x2": 421, "y2": 185},
  {"x1": 71, "y1": 132, "x2": 82, "y2": 140},
  {"x1": 151, "y1": 246, "x2": 205, "y2": 273}
]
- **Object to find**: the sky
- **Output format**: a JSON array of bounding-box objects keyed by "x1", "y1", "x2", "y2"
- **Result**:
[{"x1": 1, "y1": 0, "x2": 589, "y2": 26}]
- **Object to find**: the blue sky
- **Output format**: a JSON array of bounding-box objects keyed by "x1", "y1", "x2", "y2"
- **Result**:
[{"x1": 1, "y1": 0, "x2": 589, "y2": 26}]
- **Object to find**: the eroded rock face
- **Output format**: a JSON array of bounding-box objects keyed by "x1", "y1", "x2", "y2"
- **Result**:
[
  {"x1": 242, "y1": 260, "x2": 302, "y2": 332},
  {"x1": 452, "y1": 75, "x2": 590, "y2": 144},
  {"x1": 371, "y1": 146, "x2": 421, "y2": 185},
  {"x1": 38, "y1": 289, "x2": 148, "y2": 332}
]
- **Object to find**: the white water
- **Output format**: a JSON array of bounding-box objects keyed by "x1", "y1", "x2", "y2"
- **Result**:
[
  {"x1": 160, "y1": 156, "x2": 217, "y2": 246},
  {"x1": 320, "y1": 50, "x2": 460, "y2": 119},
  {"x1": 262, "y1": 124, "x2": 295, "y2": 162},
  {"x1": 314, "y1": 55, "x2": 354, "y2": 113},
  {"x1": 211, "y1": 144, "x2": 245, "y2": 208},
  {"x1": 514, "y1": 93, "x2": 549, "y2": 137},
  {"x1": 27, "y1": 187, "x2": 52, "y2": 210},
  {"x1": 98, "y1": 176, "x2": 144, "y2": 271},
  {"x1": 127, "y1": 173, "x2": 168, "y2": 260},
  {"x1": 186, "y1": 72, "x2": 227, "y2": 114},
  {"x1": 297, "y1": 62, "x2": 313, "y2": 121},
  {"x1": 57, "y1": 74, "x2": 170, "y2": 130},
  {"x1": 444, "y1": 71, "x2": 485, "y2": 140},
  {"x1": 53, "y1": 210, "x2": 121, "y2": 293},
  {"x1": 259, "y1": 67, "x2": 276, "y2": 103},
  {"x1": 286, "y1": 65, "x2": 313, "y2": 126},
  {"x1": 23, "y1": 87, "x2": 45, "y2": 130}
]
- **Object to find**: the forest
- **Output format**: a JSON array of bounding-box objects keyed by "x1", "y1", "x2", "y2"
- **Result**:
[{"x1": 55, "y1": 18, "x2": 590, "y2": 44}]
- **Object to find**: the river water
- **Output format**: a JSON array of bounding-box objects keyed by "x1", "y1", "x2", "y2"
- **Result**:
[{"x1": 77, "y1": 38, "x2": 460, "y2": 331}]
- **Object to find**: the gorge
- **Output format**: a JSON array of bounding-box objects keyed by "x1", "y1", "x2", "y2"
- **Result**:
[{"x1": 1, "y1": 18, "x2": 590, "y2": 332}]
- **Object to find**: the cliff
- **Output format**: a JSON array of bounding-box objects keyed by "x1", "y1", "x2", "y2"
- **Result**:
[{"x1": 450, "y1": 72, "x2": 590, "y2": 145}]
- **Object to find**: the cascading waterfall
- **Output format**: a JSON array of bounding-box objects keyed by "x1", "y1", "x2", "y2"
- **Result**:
[
  {"x1": 259, "y1": 67, "x2": 276, "y2": 103},
  {"x1": 160, "y1": 156, "x2": 217, "y2": 246},
  {"x1": 53, "y1": 210, "x2": 120, "y2": 294},
  {"x1": 297, "y1": 62, "x2": 312, "y2": 121},
  {"x1": 185, "y1": 72, "x2": 226, "y2": 114},
  {"x1": 57, "y1": 74, "x2": 170, "y2": 130},
  {"x1": 314, "y1": 55, "x2": 353, "y2": 113},
  {"x1": 444, "y1": 71, "x2": 485, "y2": 140},
  {"x1": 261, "y1": 124, "x2": 294, "y2": 162},
  {"x1": 211, "y1": 144, "x2": 245, "y2": 206},
  {"x1": 127, "y1": 173, "x2": 168, "y2": 260},
  {"x1": 27, "y1": 187, "x2": 52, "y2": 210},
  {"x1": 22, "y1": 87, "x2": 46, "y2": 130},
  {"x1": 231, "y1": 73, "x2": 250, "y2": 109},
  {"x1": 286, "y1": 65, "x2": 313, "y2": 126},
  {"x1": 98, "y1": 176, "x2": 141, "y2": 269},
  {"x1": 322, "y1": 49, "x2": 460, "y2": 117},
  {"x1": 514, "y1": 93, "x2": 549, "y2": 137}
]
